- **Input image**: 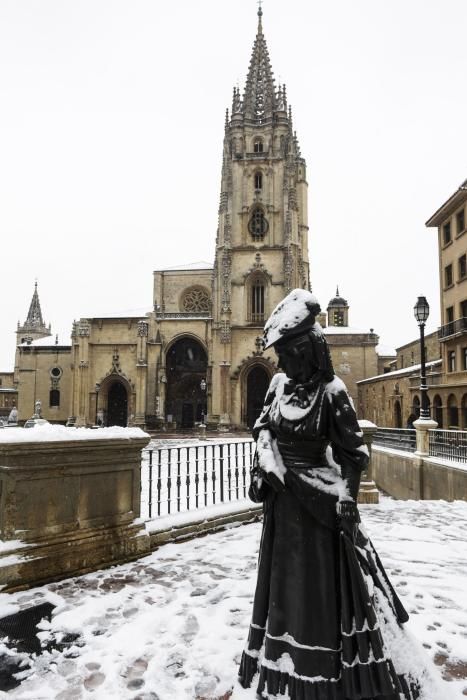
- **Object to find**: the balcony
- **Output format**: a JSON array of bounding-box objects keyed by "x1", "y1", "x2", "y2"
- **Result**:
[{"x1": 438, "y1": 316, "x2": 467, "y2": 340}]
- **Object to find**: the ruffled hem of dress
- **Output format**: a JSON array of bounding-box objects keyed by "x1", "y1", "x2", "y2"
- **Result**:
[
  {"x1": 342, "y1": 661, "x2": 420, "y2": 700},
  {"x1": 241, "y1": 660, "x2": 420, "y2": 700},
  {"x1": 238, "y1": 650, "x2": 259, "y2": 689}
]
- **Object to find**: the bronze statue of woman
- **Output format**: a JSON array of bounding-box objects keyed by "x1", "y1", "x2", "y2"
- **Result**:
[{"x1": 239, "y1": 289, "x2": 434, "y2": 700}]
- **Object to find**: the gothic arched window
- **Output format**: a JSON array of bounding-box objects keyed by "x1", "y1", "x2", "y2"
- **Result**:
[
  {"x1": 251, "y1": 280, "x2": 265, "y2": 323},
  {"x1": 248, "y1": 207, "x2": 268, "y2": 240},
  {"x1": 253, "y1": 139, "x2": 263, "y2": 153},
  {"x1": 254, "y1": 172, "x2": 263, "y2": 191}
]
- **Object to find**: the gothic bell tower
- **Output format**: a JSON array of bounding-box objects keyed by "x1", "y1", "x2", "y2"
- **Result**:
[{"x1": 210, "y1": 6, "x2": 310, "y2": 428}]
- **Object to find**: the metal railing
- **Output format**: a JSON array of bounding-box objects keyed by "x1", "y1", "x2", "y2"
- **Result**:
[
  {"x1": 373, "y1": 428, "x2": 416, "y2": 452},
  {"x1": 141, "y1": 440, "x2": 255, "y2": 519},
  {"x1": 429, "y1": 429, "x2": 467, "y2": 463},
  {"x1": 438, "y1": 316, "x2": 467, "y2": 339}
]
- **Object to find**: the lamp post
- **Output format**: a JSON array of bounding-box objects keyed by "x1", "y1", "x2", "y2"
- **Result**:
[
  {"x1": 95, "y1": 382, "x2": 101, "y2": 426},
  {"x1": 413, "y1": 296, "x2": 430, "y2": 420},
  {"x1": 200, "y1": 378, "x2": 207, "y2": 424},
  {"x1": 199, "y1": 378, "x2": 207, "y2": 439}
]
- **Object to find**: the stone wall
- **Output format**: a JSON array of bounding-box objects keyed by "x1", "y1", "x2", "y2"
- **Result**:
[
  {"x1": 372, "y1": 445, "x2": 467, "y2": 500},
  {"x1": 0, "y1": 428, "x2": 151, "y2": 590}
]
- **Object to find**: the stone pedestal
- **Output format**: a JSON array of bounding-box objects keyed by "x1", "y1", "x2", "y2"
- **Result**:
[
  {"x1": 218, "y1": 414, "x2": 231, "y2": 432},
  {"x1": 0, "y1": 429, "x2": 151, "y2": 590},
  {"x1": 357, "y1": 420, "x2": 380, "y2": 504},
  {"x1": 413, "y1": 417, "x2": 438, "y2": 457}
]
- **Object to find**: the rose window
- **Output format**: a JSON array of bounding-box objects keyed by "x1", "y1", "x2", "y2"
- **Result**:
[{"x1": 182, "y1": 287, "x2": 210, "y2": 313}]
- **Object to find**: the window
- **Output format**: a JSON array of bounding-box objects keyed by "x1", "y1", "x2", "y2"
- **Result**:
[
  {"x1": 443, "y1": 221, "x2": 451, "y2": 245},
  {"x1": 49, "y1": 389, "x2": 60, "y2": 407},
  {"x1": 181, "y1": 286, "x2": 210, "y2": 313},
  {"x1": 333, "y1": 310, "x2": 344, "y2": 326},
  {"x1": 459, "y1": 255, "x2": 467, "y2": 280},
  {"x1": 248, "y1": 207, "x2": 268, "y2": 239},
  {"x1": 251, "y1": 281, "x2": 265, "y2": 322},
  {"x1": 463, "y1": 347, "x2": 467, "y2": 370},
  {"x1": 448, "y1": 350, "x2": 456, "y2": 372},
  {"x1": 253, "y1": 139, "x2": 263, "y2": 153},
  {"x1": 254, "y1": 172, "x2": 263, "y2": 191},
  {"x1": 457, "y1": 208, "x2": 465, "y2": 235},
  {"x1": 446, "y1": 305, "x2": 454, "y2": 335},
  {"x1": 461, "y1": 299, "x2": 467, "y2": 318},
  {"x1": 445, "y1": 263, "x2": 453, "y2": 287}
]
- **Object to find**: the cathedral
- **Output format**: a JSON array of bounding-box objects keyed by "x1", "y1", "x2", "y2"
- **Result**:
[{"x1": 13, "y1": 8, "x2": 382, "y2": 430}]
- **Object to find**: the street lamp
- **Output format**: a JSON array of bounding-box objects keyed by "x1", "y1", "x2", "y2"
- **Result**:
[
  {"x1": 413, "y1": 296, "x2": 430, "y2": 420},
  {"x1": 200, "y1": 378, "x2": 207, "y2": 426}
]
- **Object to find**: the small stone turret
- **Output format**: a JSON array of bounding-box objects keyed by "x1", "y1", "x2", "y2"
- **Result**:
[{"x1": 327, "y1": 287, "x2": 349, "y2": 327}]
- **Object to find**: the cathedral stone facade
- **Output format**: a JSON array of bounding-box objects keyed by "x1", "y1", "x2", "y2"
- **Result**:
[{"x1": 12, "y1": 10, "x2": 381, "y2": 430}]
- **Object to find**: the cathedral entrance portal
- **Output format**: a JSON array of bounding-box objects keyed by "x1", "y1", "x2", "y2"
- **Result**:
[
  {"x1": 246, "y1": 366, "x2": 270, "y2": 429},
  {"x1": 107, "y1": 381, "x2": 128, "y2": 427},
  {"x1": 166, "y1": 337, "x2": 207, "y2": 429}
]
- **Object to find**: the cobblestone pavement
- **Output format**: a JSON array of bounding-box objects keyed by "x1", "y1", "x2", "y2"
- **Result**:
[{"x1": 0, "y1": 498, "x2": 466, "y2": 699}]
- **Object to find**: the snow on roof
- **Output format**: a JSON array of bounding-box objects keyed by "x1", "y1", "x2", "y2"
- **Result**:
[
  {"x1": 375, "y1": 343, "x2": 397, "y2": 357},
  {"x1": 161, "y1": 260, "x2": 213, "y2": 271},
  {"x1": 80, "y1": 311, "x2": 150, "y2": 320},
  {"x1": 19, "y1": 335, "x2": 70, "y2": 348},
  {"x1": 324, "y1": 325, "x2": 375, "y2": 335},
  {"x1": 0, "y1": 424, "x2": 149, "y2": 444},
  {"x1": 357, "y1": 359, "x2": 442, "y2": 384}
]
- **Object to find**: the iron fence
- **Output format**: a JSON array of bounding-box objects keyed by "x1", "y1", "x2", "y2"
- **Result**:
[
  {"x1": 141, "y1": 440, "x2": 255, "y2": 519},
  {"x1": 373, "y1": 428, "x2": 416, "y2": 452},
  {"x1": 429, "y1": 429, "x2": 467, "y2": 464}
]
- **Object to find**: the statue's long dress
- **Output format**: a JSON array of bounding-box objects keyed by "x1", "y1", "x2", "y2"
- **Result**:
[{"x1": 239, "y1": 373, "x2": 421, "y2": 700}]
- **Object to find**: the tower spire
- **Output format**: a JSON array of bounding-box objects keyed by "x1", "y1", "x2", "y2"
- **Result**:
[
  {"x1": 25, "y1": 281, "x2": 45, "y2": 328},
  {"x1": 16, "y1": 280, "x2": 51, "y2": 343},
  {"x1": 241, "y1": 3, "x2": 276, "y2": 122}
]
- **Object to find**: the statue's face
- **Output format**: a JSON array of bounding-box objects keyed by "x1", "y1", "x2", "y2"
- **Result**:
[{"x1": 275, "y1": 335, "x2": 316, "y2": 383}]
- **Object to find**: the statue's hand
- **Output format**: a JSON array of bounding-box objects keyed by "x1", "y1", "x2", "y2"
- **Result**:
[
  {"x1": 263, "y1": 470, "x2": 286, "y2": 493},
  {"x1": 336, "y1": 500, "x2": 360, "y2": 542}
]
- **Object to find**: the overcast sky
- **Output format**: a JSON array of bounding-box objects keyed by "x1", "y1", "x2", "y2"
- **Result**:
[{"x1": 1, "y1": 0, "x2": 465, "y2": 370}]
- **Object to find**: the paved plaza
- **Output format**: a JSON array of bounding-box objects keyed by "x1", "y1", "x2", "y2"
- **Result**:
[{"x1": 0, "y1": 497, "x2": 466, "y2": 699}]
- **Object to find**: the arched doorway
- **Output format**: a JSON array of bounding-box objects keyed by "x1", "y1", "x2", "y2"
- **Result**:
[
  {"x1": 107, "y1": 381, "x2": 128, "y2": 427},
  {"x1": 166, "y1": 337, "x2": 207, "y2": 429},
  {"x1": 447, "y1": 394, "x2": 459, "y2": 428},
  {"x1": 462, "y1": 394, "x2": 467, "y2": 429},
  {"x1": 246, "y1": 366, "x2": 270, "y2": 429},
  {"x1": 412, "y1": 395, "x2": 420, "y2": 420},
  {"x1": 394, "y1": 400, "x2": 402, "y2": 428},
  {"x1": 433, "y1": 394, "x2": 443, "y2": 428}
]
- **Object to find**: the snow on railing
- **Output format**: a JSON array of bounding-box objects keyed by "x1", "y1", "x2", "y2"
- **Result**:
[
  {"x1": 429, "y1": 429, "x2": 467, "y2": 464},
  {"x1": 373, "y1": 428, "x2": 416, "y2": 453},
  {"x1": 141, "y1": 440, "x2": 255, "y2": 519}
]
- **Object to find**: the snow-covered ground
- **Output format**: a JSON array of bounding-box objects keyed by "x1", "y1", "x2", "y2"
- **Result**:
[{"x1": 0, "y1": 498, "x2": 466, "y2": 699}]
